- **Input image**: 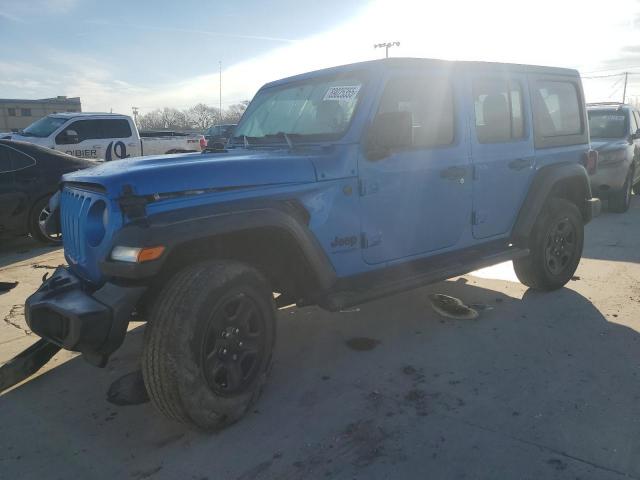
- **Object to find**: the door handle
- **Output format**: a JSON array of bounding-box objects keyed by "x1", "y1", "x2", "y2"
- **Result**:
[
  {"x1": 508, "y1": 158, "x2": 533, "y2": 171},
  {"x1": 440, "y1": 166, "x2": 468, "y2": 180}
]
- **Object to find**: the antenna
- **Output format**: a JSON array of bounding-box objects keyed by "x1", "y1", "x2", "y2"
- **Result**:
[{"x1": 374, "y1": 41, "x2": 400, "y2": 58}]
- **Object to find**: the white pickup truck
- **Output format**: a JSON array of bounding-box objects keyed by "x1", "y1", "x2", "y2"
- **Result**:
[{"x1": 3, "y1": 113, "x2": 205, "y2": 160}]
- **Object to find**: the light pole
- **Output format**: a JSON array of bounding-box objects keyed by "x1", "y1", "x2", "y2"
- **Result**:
[
  {"x1": 374, "y1": 41, "x2": 400, "y2": 58},
  {"x1": 219, "y1": 61, "x2": 223, "y2": 125},
  {"x1": 132, "y1": 106, "x2": 139, "y2": 126}
]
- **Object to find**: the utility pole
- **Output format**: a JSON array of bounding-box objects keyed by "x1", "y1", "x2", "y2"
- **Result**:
[
  {"x1": 622, "y1": 72, "x2": 628, "y2": 103},
  {"x1": 132, "y1": 106, "x2": 139, "y2": 126},
  {"x1": 219, "y1": 61, "x2": 223, "y2": 125},
  {"x1": 374, "y1": 41, "x2": 400, "y2": 58}
]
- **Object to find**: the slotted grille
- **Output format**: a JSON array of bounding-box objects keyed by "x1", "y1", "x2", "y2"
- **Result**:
[{"x1": 60, "y1": 188, "x2": 92, "y2": 265}]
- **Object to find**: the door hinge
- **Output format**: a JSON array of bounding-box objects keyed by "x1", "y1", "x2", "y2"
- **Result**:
[
  {"x1": 361, "y1": 232, "x2": 382, "y2": 248},
  {"x1": 358, "y1": 179, "x2": 379, "y2": 196}
]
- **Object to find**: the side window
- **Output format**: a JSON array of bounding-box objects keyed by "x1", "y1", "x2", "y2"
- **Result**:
[
  {"x1": 633, "y1": 111, "x2": 640, "y2": 133},
  {"x1": 0, "y1": 145, "x2": 13, "y2": 173},
  {"x1": 630, "y1": 111, "x2": 638, "y2": 134},
  {"x1": 101, "y1": 119, "x2": 132, "y2": 138},
  {"x1": 13, "y1": 151, "x2": 36, "y2": 170},
  {"x1": 62, "y1": 120, "x2": 102, "y2": 143},
  {"x1": 377, "y1": 76, "x2": 455, "y2": 148},
  {"x1": 534, "y1": 81, "x2": 582, "y2": 137},
  {"x1": 473, "y1": 79, "x2": 525, "y2": 143}
]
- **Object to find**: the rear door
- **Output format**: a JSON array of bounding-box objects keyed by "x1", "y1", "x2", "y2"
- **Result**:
[
  {"x1": 101, "y1": 118, "x2": 139, "y2": 160},
  {"x1": 358, "y1": 68, "x2": 472, "y2": 265},
  {"x1": 468, "y1": 73, "x2": 535, "y2": 239}
]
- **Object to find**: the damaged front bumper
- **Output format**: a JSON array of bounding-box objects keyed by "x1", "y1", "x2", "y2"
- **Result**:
[{"x1": 25, "y1": 267, "x2": 145, "y2": 367}]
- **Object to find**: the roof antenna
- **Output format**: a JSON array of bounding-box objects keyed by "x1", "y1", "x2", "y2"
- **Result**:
[{"x1": 374, "y1": 41, "x2": 400, "y2": 58}]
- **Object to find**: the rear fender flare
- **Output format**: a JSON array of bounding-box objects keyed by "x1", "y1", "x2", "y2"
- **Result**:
[{"x1": 512, "y1": 163, "x2": 592, "y2": 244}]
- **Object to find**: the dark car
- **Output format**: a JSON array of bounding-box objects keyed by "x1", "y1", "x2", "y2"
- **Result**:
[
  {"x1": 204, "y1": 123, "x2": 236, "y2": 149},
  {"x1": 0, "y1": 139, "x2": 97, "y2": 244},
  {"x1": 587, "y1": 103, "x2": 640, "y2": 212}
]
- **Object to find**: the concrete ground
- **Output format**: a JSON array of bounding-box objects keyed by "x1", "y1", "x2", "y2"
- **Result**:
[{"x1": 1, "y1": 198, "x2": 640, "y2": 480}]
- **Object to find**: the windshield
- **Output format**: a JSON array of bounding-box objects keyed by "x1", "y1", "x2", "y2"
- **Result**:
[
  {"x1": 233, "y1": 75, "x2": 363, "y2": 143},
  {"x1": 588, "y1": 110, "x2": 628, "y2": 138},
  {"x1": 21, "y1": 116, "x2": 67, "y2": 138}
]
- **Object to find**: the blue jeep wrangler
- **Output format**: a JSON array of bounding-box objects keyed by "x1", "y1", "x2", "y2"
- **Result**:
[{"x1": 19, "y1": 58, "x2": 600, "y2": 430}]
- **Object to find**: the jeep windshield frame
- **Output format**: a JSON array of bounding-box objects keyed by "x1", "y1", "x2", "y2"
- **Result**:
[{"x1": 232, "y1": 71, "x2": 367, "y2": 145}]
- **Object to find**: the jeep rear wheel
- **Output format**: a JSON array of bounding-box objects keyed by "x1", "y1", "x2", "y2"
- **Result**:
[
  {"x1": 141, "y1": 260, "x2": 276, "y2": 431},
  {"x1": 513, "y1": 198, "x2": 584, "y2": 291}
]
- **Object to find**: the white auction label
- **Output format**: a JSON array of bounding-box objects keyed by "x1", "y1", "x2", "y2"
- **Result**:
[{"x1": 323, "y1": 85, "x2": 361, "y2": 101}]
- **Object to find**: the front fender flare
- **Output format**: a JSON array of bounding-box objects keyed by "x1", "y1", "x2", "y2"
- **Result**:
[{"x1": 100, "y1": 202, "x2": 336, "y2": 291}]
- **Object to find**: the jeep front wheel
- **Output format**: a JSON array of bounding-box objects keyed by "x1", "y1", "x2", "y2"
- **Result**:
[
  {"x1": 141, "y1": 260, "x2": 276, "y2": 431},
  {"x1": 513, "y1": 198, "x2": 584, "y2": 291}
]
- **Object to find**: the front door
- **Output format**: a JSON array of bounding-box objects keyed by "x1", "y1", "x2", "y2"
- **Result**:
[
  {"x1": 55, "y1": 119, "x2": 106, "y2": 160},
  {"x1": 468, "y1": 73, "x2": 535, "y2": 239},
  {"x1": 358, "y1": 70, "x2": 472, "y2": 265}
]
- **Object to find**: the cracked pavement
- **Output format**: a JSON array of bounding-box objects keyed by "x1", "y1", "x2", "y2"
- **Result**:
[{"x1": 1, "y1": 199, "x2": 640, "y2": 479}]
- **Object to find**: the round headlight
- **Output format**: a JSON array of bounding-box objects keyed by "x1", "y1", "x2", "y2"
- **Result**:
[{"x1": 86, "y1": 200, "x2": 107, "y2": 247}]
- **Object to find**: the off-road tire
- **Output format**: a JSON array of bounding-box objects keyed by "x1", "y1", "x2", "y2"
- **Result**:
[
  {"x1": 513, "y1": 198, "x2": 584, "y2": 291},
  {"x1": 29, "y1": 195, "x2": 62, "y2": 245},
  {"x1": 609, "y1": 168, "x2": 633, "y2": 213},
  {"x1": 141, "y1": 260, "x2": 276, "y2": 431}
]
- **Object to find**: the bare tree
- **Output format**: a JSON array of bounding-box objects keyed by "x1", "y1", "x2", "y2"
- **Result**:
[
  {"x1": 222, "y1": 101, "x2": 249, "y2": 124},
  {"x1": 187, "y1": 103, "x2": 219, "y2": 130},
  {"x1": 138, "y1": 110, "x2": 164, "y2": 130},
  {"x1": 137, "y1": 101, "x2": 251, "y2": 132}
]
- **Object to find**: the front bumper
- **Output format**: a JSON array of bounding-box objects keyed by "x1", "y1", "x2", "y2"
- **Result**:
[
  {"x1": 584, "y1": 197, "x2": 601, "y2": 223},
  {"x1": 25, "y1": 267, "x2": 145, "y2": 367}
]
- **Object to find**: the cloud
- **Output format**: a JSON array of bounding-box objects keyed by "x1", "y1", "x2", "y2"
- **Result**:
[
  {"x1": 3, "y1": 0, "x2": 640, "y2": 111},
  {"x1": 84, "y1": 20, "x2": 297, "y2": 43}
]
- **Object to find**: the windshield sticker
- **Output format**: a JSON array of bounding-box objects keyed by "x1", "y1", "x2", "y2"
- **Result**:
[{"x1": 323, "y1": 85, "x2": 361, "y2": 102}]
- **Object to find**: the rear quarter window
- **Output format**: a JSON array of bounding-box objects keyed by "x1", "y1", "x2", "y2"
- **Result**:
[{"x1": 530, "y1": 77, "x2": 587, "y2": 148}]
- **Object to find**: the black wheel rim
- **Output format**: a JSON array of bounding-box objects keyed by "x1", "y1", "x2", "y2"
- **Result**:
[
  {"x1": 200, "y1": 293, "x2": 266, "y2": 396},
  {"x1": 38, "y1": 205, "x2": 62, "y2": 242},
  {"x1": 544, "y1": 216, "x2": 576, "y2": 276}
]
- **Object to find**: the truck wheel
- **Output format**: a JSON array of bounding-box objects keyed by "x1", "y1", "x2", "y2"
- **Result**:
[
  {"x1": 513, "y1": 198, "x2": 583, "y2": 291},
  {"x1": 141, "y1": 260, "x2": 276, "y2": 431},
  {"x1": 609, "y1": 169, "x2": 633, "y2": 213},
  {"x1": 29, "y1": 195, "x2": 62, "y2": 245}
]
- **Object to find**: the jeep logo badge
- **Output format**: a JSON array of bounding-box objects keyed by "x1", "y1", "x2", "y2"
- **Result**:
[{"x1": 330, "y1": 235, "x2": 359, "y2": 250}]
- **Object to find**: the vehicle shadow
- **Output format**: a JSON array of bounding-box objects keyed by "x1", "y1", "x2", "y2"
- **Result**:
[
  {"x1": 0, "y1": 236, "x2": 61, "y2": 269},
  {"x1": 2, "y1": 278, "x2": 640, "y2": 479},
  {"x1": 582, "y1": 195, "x2": 640, "y2": 264}
]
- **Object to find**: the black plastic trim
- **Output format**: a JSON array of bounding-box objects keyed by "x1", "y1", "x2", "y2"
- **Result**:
[
  {"x1": 100, "y1": 200, "x2": 336, "y2": 291},
  {"x1": 512, "y1": 162, "x2": 594, "y2": 244},
  {"x1": 25, "y1": 267, "x2": 145, "y2": 366}
]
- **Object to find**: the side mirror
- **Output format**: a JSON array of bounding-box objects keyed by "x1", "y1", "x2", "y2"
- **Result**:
[
  {"x1": 632, "y1": 128, "x2": 640, "y2": 141},
  {"x1": 58, "y1": 129, "x2": 79, "y2": 145},
  {"x1": 366, "y1": 111, "x2": 413, "y2": 159}
]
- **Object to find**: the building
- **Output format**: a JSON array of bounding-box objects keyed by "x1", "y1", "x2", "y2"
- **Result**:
[{"x1": 0, "y1": 96, "x2": 82, "y2": 132}]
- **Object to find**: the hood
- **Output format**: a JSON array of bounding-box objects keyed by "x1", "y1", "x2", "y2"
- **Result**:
[
  {"x1": 7, "y1": 134, "x2": 51, "y2": 146},
  {"x1": 62, "y1": 148, "x2": 319, "y2": 197}
]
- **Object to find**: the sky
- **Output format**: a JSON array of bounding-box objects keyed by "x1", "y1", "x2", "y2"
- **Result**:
[{"x1": 1, "y1": 0, "x2": 640, "y2": 115}]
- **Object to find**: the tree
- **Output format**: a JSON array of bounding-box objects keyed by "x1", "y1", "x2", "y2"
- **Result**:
[
  {"x1": 187, "y1": 103, "x2": 219, "y2": 130},
  {"x1": 138, "y1": 110, "x2": 164, "y2": 130},
  {"x1": 222, "y1": 101, "x2": 249, "y2": 124}
]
